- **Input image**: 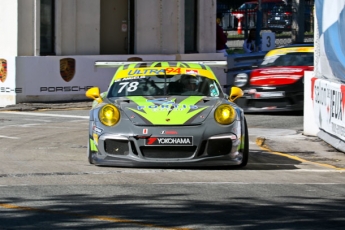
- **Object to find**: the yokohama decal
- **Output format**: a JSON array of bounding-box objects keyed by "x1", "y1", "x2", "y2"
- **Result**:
[{"x1": 145, "y1": 137, "x2": 193, "y2": 146}]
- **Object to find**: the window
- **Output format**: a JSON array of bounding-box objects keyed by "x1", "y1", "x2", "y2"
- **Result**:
[
  {"x1": 185, "y1": 0, "x2": 197, "y2": 53},
  {"x1": 40, "y1": 0, "x2": 55, "y2": 55}
]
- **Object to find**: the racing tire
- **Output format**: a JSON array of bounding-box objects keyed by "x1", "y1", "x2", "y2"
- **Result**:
[
  {"x1": 239, "y1": 117, "x2": 249, "y2": 167},
  {"x1": 87, "y1": 142, "x2": 94, "y2": 165}
]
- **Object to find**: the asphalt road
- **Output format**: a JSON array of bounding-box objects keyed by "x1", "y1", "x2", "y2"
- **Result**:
[{"x1": 0, "y1": 109, "x2": 344, "y2": 229}]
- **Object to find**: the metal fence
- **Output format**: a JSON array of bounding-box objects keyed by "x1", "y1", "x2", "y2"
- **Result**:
[
  {"x1": 218, "y1": 0, "x2": 315, "y2": 48},
  {"x1": 225, "y1": 31, "x2": 314, "y2": 49}
]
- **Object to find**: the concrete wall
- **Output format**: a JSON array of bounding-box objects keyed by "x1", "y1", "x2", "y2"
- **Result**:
[
  {"x1": 135, "y1": 0, "x2": 183, "y2": 54},
  {"x1": 197, "y1": 0, "x2": 216, "y2": 53},
  {"x1": 134, "y1": 0, "x2": 217, "y2": 54},
  {"x1": 1, "y1": 0, "x2": 218, "y2": 56},
  {"x1": 55, "y1": 0, "x2": 100, "y2": 55},
  {"x1": 18, "y1": 0, "x2": 36, "y2": 56}
]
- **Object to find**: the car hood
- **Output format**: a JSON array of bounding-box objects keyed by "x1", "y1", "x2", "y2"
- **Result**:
[
  {"x1": 113, "y1": 96, "x2": 219, "y2": 125},
  {"x1": 250, "y1": 66, "x2": 313, "y2": 86}
]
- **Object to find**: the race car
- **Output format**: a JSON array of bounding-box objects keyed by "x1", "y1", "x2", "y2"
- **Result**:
[
  {"x1": 85, "y1": 62, "x2": 249, "y2": 168},
  {"x1": 233, "y1": 44, "x2": 314, "y2": 112}
]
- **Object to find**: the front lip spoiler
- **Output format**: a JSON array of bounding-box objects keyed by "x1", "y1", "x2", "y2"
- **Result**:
[{"x1": 92, "y1": 154, "x2": 243, "y2": 168}]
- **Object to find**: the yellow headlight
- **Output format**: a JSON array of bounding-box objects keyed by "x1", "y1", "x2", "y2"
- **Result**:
[
  {"x1": 214, "y1": 104, "x2": 236, "y2": 125},
  {"x1": 99, "y1": 104, "x2": 120, "y2": 126}
]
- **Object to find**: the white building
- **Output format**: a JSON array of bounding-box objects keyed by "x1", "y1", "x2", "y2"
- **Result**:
[{"x1": 0, "y1": 0, "x2": 226, "y2": 106}]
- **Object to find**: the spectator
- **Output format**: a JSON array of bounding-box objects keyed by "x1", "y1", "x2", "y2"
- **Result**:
[
  {"x1": 216, "y1": 13, "x2": 228, "y2": 56},
  {"x1": 243, "y1": 28, "x2": 261, "y2": 53}
]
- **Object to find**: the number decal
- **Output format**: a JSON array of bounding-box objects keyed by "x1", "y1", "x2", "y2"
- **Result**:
[
  {"x1": 165, "y1": 68, "x2": 181, "y2": 74},
  {"x1": 118, "y1": 82, "x2": 139, "y2": 93},
  {"x1": 127, "y1": 82, "x2": 139, "y2": 92},
  {"x1": 118, "y1": 82, "x2": 129, "y2": 93}
]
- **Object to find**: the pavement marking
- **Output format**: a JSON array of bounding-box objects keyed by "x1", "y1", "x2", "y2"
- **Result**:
[
  {"x1": 0, "y1": 135, "x2": 19, "y2": 139},
  {"x1": 152, "y1": 182, "x2": 343, "y2": 185},
  {"x1": 256, "y1": 139, "x2": 345, "y2": 171},
  {"x1": 0, "y1": 203, "x2": 191, "y2": 230},
  {"x1": 0, "y1": 111, "x2": 89, "y2": 119}
]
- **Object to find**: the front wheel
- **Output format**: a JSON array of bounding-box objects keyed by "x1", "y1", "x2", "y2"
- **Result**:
[{"x1": 239, "y1": 117, "x2": 249, "y2": 167}]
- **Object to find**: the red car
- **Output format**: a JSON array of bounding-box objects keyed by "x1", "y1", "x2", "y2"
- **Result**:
[{"x1": 234, "y1": 44, "x2": 314, "y2": 112}]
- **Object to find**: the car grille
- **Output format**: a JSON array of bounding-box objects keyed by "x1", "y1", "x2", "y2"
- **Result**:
[
  {"x1": 140, "y1": 146, "x2": 197, "y2": 159},
  {"x1": 104, "y1": 139, "x2": 129, "y2": 155},
  {"x1": 207, "y1": 138, "x2": 232, "y2": 156}
]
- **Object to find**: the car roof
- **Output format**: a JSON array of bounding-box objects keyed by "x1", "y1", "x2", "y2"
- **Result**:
[{"x1": 266, "y1": 44, "x2": 314, "y2": 57}]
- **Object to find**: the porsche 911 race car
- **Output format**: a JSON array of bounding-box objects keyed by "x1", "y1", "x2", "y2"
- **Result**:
[
  {"x1": 234, "y1": 44, "x2": 314, "y2": 112},
  {"x1": 86, "y1": 61, "x2": 249, "y2": 168}
]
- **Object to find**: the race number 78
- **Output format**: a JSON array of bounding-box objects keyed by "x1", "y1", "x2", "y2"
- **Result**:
[{"x1": 118, "y1": 82, "x2": 139, "y2": 93}]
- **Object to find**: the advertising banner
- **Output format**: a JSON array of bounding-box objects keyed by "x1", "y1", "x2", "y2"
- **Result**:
[{"x1": 312, "y1": 77, "x2": 345, "y2": 141}]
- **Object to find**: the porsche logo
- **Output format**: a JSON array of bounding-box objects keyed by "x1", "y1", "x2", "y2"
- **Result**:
[
  {"x1": 0, "y1": 59, "x2": 7, "y2": 83},
  {"x1": 60, "y1": 58, "x2": 75, "y2": 82}
]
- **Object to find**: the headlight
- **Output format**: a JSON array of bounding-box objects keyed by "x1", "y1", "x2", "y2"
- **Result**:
[
  {"x1": 234, "y1": 73, "x2": 248, "y2": 87},
  {"x1": 214, "y1": 104, "x2": 236, "y2": 125},
  {"x1": 99, "y1": 104, "x2": 120, "y2": 126}
]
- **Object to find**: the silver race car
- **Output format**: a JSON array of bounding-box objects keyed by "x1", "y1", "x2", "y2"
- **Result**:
[{"x1": 86, "y1": 62, "x2": 249, "y2": 168}]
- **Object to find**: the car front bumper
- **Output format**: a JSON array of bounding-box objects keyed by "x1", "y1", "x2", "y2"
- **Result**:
[
  {"x1": 89, "y1": 119, "x2": 245, "y2": 167},
  {"x1": 235, "y1": 85, "x2": 304, "y2": 113}
]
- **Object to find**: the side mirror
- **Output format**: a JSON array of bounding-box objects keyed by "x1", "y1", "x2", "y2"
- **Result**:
[
  {"x1": 86, "y1": 87, "x2": 103, "y2": 103},
  {"x1": 228, "y1": 86, "x2": 244, "y2": 102}
]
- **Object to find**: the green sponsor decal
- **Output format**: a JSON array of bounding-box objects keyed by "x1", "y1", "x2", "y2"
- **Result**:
[
  {"x1": 90, "y1": 138, "x2": 98, "y2": 152},
  {"x1": 237, "y1": 135, "x2": 244, "y2": 151},
  {"x1": 127, "y1": 96, "x2": 209, "y2": 125}
]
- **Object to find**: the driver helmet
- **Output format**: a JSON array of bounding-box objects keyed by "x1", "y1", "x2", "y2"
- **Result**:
[{"x1": 182, "y1": 76, "x2": 199, "y2": 90}]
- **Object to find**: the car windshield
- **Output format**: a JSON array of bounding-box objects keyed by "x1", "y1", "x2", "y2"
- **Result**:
[
  {"x1": 238, "y1": 3, "x2": 257, "y2": 10},
  {"x1": 260, "y1": 52, "x2": 314, "y2": 67},
  {"x1": 107, "y1": 74, "x2": 223, "y2": 97}
]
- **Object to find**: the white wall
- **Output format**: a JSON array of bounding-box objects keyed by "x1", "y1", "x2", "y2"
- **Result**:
[
  {"x1": 18, "y1": 0, "x2": 35, "y2": 56},
  {"x1": 0, "y1": 0, "x2": 18, "y2": 56}
]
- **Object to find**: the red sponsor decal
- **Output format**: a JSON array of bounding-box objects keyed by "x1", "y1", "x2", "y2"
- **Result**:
[
  {"x1": 147, "y1": 137, "x2": 157, "y2": 145},
  {"x1": 161, "y1": 130, "x2": 178, "y2": 135},
  {"x1": 186, "y1": 69, "x2": 199, "y2": 75}
]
